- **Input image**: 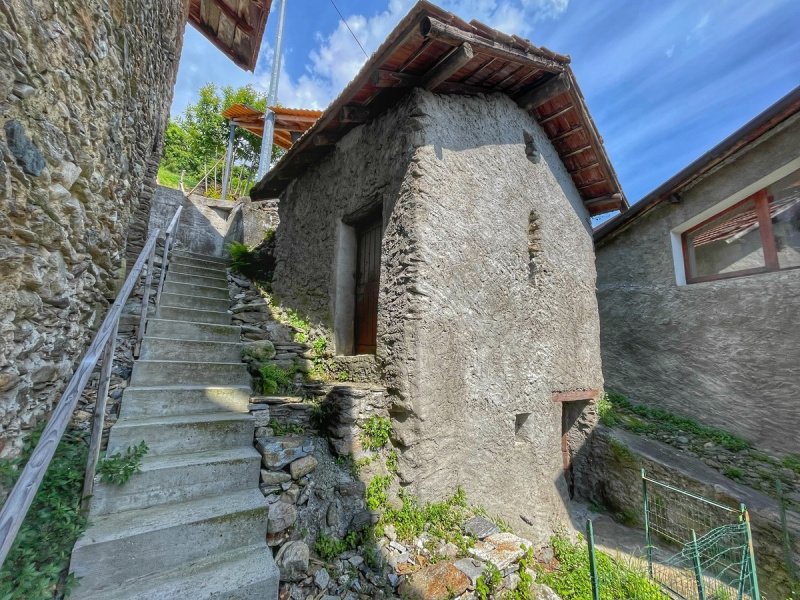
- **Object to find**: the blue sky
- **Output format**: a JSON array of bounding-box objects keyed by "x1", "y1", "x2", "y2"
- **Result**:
[{"x1": 172, "y1": 0, "x2": 800, "y2": 209}]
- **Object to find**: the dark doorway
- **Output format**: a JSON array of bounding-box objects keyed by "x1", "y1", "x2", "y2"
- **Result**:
[{"x1": 354, "y1": 218, "x2": 382, "y2": 354}]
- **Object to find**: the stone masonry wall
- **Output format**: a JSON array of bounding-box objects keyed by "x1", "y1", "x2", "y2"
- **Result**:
[
  {"x1": 0, "y1": 0, "x2": 187, "y2": 457},
  {"x1": 595, "y1": 116, "x2": 800, "y2": 457},
  {"x1": 272, "y1": 89, "x2": 603, "y2": 543}
]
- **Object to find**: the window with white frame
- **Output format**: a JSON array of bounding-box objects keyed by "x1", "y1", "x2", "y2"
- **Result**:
[{"x1": 681, "y1": 166, "x2": 800, "y2": 283}]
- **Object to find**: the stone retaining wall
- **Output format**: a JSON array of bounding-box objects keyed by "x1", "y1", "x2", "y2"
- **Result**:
[{"x1": 0, "y1": 0, "x2": 186, "y2": 457}]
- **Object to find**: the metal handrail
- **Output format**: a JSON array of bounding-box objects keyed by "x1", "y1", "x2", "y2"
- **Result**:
[
  {"x1": 0, "y1": 205, "x2": 182, "y2": 568},
  {"x1": 154, "y1": 205, "x2": 183, "y2": 308}
]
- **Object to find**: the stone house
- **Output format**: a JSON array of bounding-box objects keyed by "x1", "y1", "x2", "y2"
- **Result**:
[
  {"x1": 251, "y1": 1, "x2": 627, "y2": 539},
  {"x1": 0, "y1": 0, "x2": 270, "y2": 458},
  {"x1": 594, "y1": 86, "x2": 800, "y2": 456}
]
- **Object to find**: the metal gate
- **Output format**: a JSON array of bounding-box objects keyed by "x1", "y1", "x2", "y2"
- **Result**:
[{"x1": 642, "y1": 470, "x2": 760, "y2": 600}]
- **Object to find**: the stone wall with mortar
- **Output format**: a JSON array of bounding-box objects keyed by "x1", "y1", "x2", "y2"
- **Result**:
[
  {"x1": 595, "y1": 116, "x2": 800, "y2": 457},
  {"x1": 0, "y1": 0, "x2": 186, "y2": 457},
  {"x1": 271, "y1": 89, "x2": 603, "y2": 543},
  {"x1": 584, "y1": 426, "x2": 799, "y2": 599}
]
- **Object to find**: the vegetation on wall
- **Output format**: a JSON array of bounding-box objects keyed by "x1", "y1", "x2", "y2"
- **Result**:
[{"x1": 0, "y1": 428, "x2": 88, "y2": 599}]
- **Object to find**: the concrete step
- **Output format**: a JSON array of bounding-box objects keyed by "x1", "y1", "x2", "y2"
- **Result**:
[
  {"x1": 168, "y1": 264, "x2": 228, "y2": 282},
  {"x1": 70, "y1": 489, "x2": 268, "y2": 595},
  {"x1": 120, "y1": 386, "x2": 251, "y2": 418},
  {"x1": 140, "y1": 337, "x2": 241, "y2": 362},
  {"x1": 107, "y1": 412, "x2": 254, "y2": 456},
  {"x1": 72, "y1": 544, "x2": 278, "y2": 600},
  {"x1": 171, "y1": 250, "x2": 228, "y2": 265},
  {"x1": 130, "y1": 359, "x2": 249, "y2": 387},
  {"x1": 166, "y1": 270, "x2": 229, "y2": 287},
  {"x1": 89, "y1": 447, "x2": 261, "y2": 516},
  {"x1": 145, "y1": 319, "x2": 240, "y2": 343},
  {"x1": 162, "y1": 280, "x2": 229, "y2": 300},
  {"x1": 156, "y1": 305, "x2": 231, "y2": 325},
  {"x1": 170, "y1": 255, "x2": 230, "y2": 270},
  {"x1": 158, "y1": 292, "x2": 230, "y2": 313}
]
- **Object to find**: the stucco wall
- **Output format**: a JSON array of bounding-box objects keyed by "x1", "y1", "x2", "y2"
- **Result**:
[
  {"x1": 596, "y1": 116, "x2": 800, "y2": 456},
  {"x1": 0, "y1": 1, "x2": 186, "y2": 457},
  {"x1": 273, "y1": 89, "x2": 603, "y2": 541}
]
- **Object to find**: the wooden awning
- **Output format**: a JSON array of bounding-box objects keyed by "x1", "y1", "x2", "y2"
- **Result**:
[
  {"x1": 251, "y1": 0, "x2": 627, "y2": 215},
  {"x1": 221, "y1": 104, "x2": 322, "y2": 149},
  {"x1": 188, "y1": 0, "x2": 272, "y2": 72}
]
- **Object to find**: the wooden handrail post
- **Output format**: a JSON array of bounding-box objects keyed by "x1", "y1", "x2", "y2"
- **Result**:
[
  {"x1": 134, "y1": 238, "x2": 157, "y2": 358},
  {"x1": 80, "y1": 322, "x2": 119, "y2": 511}
]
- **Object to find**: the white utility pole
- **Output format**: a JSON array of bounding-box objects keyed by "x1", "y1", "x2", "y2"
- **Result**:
[{"x1": 256, "y1": 0, "x2": 288, "y2": 180}]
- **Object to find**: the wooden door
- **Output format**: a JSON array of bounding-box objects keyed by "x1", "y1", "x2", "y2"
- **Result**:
[{"x1": 354, "y1": 219, "x2": 382, "y2": 354}]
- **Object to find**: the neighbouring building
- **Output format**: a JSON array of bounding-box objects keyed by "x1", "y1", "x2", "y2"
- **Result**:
[
  {"x1": 251, "y1": 1, "x2": 627, "y2": 539},
  {"x1": 595, "y1": 86, "x2": 800, "y2": 456},
  {"x1": 0, "y1": 0, "x2": 271, "y2": 458}
]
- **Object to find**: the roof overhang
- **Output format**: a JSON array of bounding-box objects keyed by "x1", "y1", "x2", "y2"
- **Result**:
[
  {"x1": 594, "y1": 85, "x2": 800, "y2": 244},
  {"x1": 251, "y1": 0, "x2": 626, "y2": 215},
  {"x1": 221, "y1": 104, "x2": 323, "y2": 149},
  {"x1": 188, "y1": 0, "x2": 271, "y2": 72}
]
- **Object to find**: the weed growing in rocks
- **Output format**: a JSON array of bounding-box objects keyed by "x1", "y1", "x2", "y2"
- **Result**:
[
  {"x1": 227, "y1": 241, "x2": 253, "y2": 273},
  {"x1": 360, "y1": 415, "x2": 392, "y2": 451},
  {"x1": 315, "y1": 531, "x2": 360, "y2": 561},
  {"x1": 536, "y1": 531, "x2": 666, "y2": 599},
  {"x1": 475, "y1": 562, "x2": 502, "y2": 599},
  {"x1": 98, "y1": 441, "x2": 148, "y2": 485},
  {"x1": 723, "y1": 466, "x2": 744, "y2": 481},
  {"x1": 385, "y1": 449, "x2": 399, "y2": 475},
  {"x1": 268, "y1": 419, "x2": 305, "y2": 436},
  {"x1": 258, "y1": 362, "x2": 297, "y2": 395},
  {"x1": 0, "y1": 428, "x2": 88, "y2": 599},
  {"x1": 366, "y1": 475, "x2": 391, "y2": 510}
]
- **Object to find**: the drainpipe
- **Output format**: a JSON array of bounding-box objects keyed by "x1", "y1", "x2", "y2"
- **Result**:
[
  {"x1": 256, "y1": 0, "x2": 288, "y2": 181},
  {"x1": 220, "y1": 121, "x2": 236, "y2": 201}
]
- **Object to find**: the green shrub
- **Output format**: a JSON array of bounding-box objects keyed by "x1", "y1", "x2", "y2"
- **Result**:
[
  {"x1": 598, "y1": 394, "x2": 618, "y2": 426},
  {"x1": 536, "y1": 532, "x2": 666, "y2": 599},
  {"x1": 361, "y1": 416, "x2": 391, "y2": 451},
  {"x1": 258, "y1": 363, "x2": 296, "y2": 395},
  {"x1": 263, "y1": 228, "x2": 275, "y2": 243},
  {"x1": 366, "y1": 475, "x2": 391, "y2": 510},
  {"x1": 227, "y1": 241, "x2": 253, "y2": 273},
  {"x1": 723, "y1": 466, "x2": 743, "y2": 481},
  {"x1": 0, "y1": 428, "x2": 88, "y2": 599},
  {"x1": 314, "y1": 531, "x2": 360, "y2": 561},
  {"x1": 98, "y1": 441, "x2": 148, "y2": 485}
]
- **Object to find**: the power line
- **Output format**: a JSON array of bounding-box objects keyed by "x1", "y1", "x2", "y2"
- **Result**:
[{"x1": 328, "y1": 0, "x2": 369, "y2": 58}]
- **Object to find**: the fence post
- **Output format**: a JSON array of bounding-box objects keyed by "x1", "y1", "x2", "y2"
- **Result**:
[
  {"x1": 155, "y1": 230, "x2": 172, "y2": 307},
  {"x1": 80, "y1": 323, "x2": 119, "y2": 510},
  {"x1": 134, "y1": 239, "x2": 157, "y2": 357},
  {"x1": 691, "y1": 530, "x2": 706, "y2": 600},
  {"x1": 642, "y1": 468, "x2": 654, "y2": 578},
  {"x1": 743, "y1": 510, "x2": 760, "y2": 600},
  {"x1": 586, "y1": 519, "x2": 600, "y2": 600}
]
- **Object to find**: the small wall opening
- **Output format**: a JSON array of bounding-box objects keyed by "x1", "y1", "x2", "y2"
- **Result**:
[{"x1": 515, "y1": 413, "x2": 531, "y2": 437}]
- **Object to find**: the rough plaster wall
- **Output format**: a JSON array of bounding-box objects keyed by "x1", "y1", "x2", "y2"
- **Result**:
[
  {"x1": 389, "y1": 92, "x2": 602, "y2": 542},
  {"x1": 0, "y1": 0, "x2": 186, "y2": 457},
  {"x1": 596, "y1": 118, "x2": 800, "y2": 456}
]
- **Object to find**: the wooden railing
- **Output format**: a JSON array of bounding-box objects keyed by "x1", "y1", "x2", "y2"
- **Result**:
[{"x1": 0, "y1": 205, "x2": 183, "y2": 568}]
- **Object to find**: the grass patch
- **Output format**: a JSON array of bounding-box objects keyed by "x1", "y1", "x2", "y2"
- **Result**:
[
  {"x1": 156, "y1": 165, "x2": 199, "y2": 191},
  {"x1": 722, "y1": 466, "x2": 743, "y2": 481},
  {"x1": 536, "y1": 532, "x2": 667, "y2": 600},
  {"x1": 608, "y1": 439, "x2": 637, "y2": 468},
  {"x1": 0, "y1": 427, "x2": 88, "y2": 599},
  {"x1": 602, "y1": 391, "x2": 751, "y2": 452},
  {"x1": 97, "y1": 441, "x2": 148, "y2": 485},
  {"x1": 360, "y1": 416, "x2": 391, "y2": 451},
  {"x1": 782, "y1": 454, "x2": 800, "y2": 475}
]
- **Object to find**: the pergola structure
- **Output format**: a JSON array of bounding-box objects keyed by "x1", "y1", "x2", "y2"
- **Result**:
[{"x1": 218, "y1": 104, "x2": 322, "y2": 199}]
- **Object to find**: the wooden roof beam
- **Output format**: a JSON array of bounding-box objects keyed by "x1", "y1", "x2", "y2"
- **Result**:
[
  {"x1": 419, "y1": 42, "x2": 474, "y2": 91},
  {"x1": 420, "y1": 16, "x2": 564, "y2": 74},
  {"x1": 339, "y1": 105, "x2": 370, "y2": 123},
  {"x1": 516, "y1": 73, "x2": 571, "y2": 111},
  {"x1": 537, "y1": 105, "x2": 573, "y2": 125},
  {"x1": 210, "y1": 0, "x2": 255, "y2": 35}
]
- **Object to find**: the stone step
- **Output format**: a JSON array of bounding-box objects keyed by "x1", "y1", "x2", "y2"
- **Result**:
[
  {"x1": 159, "y1": 292, "x2": 230, "y2": 313},
  {"x1": 168, "y1": 264, "x2": 228, "y2": 282},
  {"x1": 89, "y1": 447, "x2": 261, "y2": 516},
  {"x1": 170, "y1": 255, "x2": 230, "y2": 270},
  {"x1": 145, "y1": 319, "x2": 240, "y2": 343},
  {"x1": 140, "y1": 337, "x2": 241, "y2": 362},
  {"x1": 162, "y1": 280, "x2": 229, "y2": 300},
  {"x1": 156, "y1": 305, "x2": 231, "y2": 325},
  {"x1": 166, "y1": 270, "x2": 229, "y2": 287},
  {"x1": 171, "y1": 250, "x2": 228, "y2": 265},
  {"x1": 120, "y1": 385, "x2": 251, "y2": 418},
  {"x1": 70, "y1": 489, "x2": 268, "y2": 595},
  {"x1": 251, "y1": 395, "x2": 309, "y2": 405},
  {"x1": 108, "y1": 412, "x2": 254, "y2": 456},
  {"x1": 72, "y1": 544, "x2": 278, "y2": 600},
  {"x1": 130, "y1": 359, "x2": 249, "y2": 387},
  {"x1": 267, "y1": 403, "x2": 313, "y2": 429}
]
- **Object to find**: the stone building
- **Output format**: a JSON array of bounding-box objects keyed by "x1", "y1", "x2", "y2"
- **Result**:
[
  {"x1": 594, "y1": 86, "x2": 800, "y2": 456},
  {"x1": 0, "y1": 0, "x2": 269, "y2": 458},
  {"x1": 251, "y1": 2, "x2": 627, "y2": 539}
]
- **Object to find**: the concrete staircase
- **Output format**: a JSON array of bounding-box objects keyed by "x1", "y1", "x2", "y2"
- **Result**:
[{"x1": 70, "y1": 250, "x2": 279, "y2": 600}]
